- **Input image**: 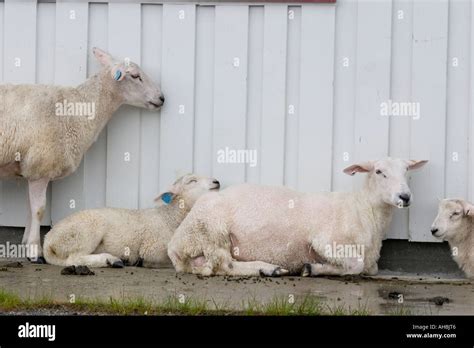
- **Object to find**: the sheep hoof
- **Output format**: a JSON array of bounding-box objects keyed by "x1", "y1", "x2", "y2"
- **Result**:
[
  {"x1": 28, "y1": 256, "x2": 46, "y2": 264},
  {"x1": 133, "y1": 257, "x2": 144, "y2": 267},
  {"x1": 273, "y1": 267, "x2": 289, "y2": 277},
  {"x1": 301, "y1": 263, "x2": 312, "y2": 277},
  {"x1": 112, "y1": 260, "x2": 124, "y2": 268},
  {"x1": 259, "y1": 267, "x2": 288, "y2": 277},
  {"x1": 107, "y1": 259, "x2": 124, "y2": 268}
]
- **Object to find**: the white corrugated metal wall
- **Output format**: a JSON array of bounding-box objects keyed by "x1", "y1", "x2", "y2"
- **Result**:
[{"x1": 0, "y1": 0, "x2": 473, "y2": 243}]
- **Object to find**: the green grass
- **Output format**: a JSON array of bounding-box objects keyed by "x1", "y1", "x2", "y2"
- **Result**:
[
  {"x1": 57, "y1": 296, "x2": 219, "y2": 316},
  {"x1": 326, "y1": 303, "x2": 371, "y2": 316},
  {"x1": 386, "y1": 306, "x2": 414, "y2": 316},
  {"x1": 0, "y1": 288, "x2": 372, "y2": 316},
  {"x1": 244, "y1": 296, "x2": 326, "y2": 315},
  {"x1": 0, "y1": 289, "x2": 221, "y2": 315},
  {"x1": 0, "y1": 289, "x2": 22, "y2": 309}
]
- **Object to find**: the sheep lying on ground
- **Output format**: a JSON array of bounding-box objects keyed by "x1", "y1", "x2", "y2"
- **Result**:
[
  {"x1": 43, "y1": 174, "x2": 220, "y2": 268},
  {"x1": 0, "y1": 47, "x2": 164, "y2": 262},
  {"x1": 168, "y1": 158, "x2": 428, "y2": 277},
  {"x1": 431, "y1": 199, "x2": 474, "y2": 278}
]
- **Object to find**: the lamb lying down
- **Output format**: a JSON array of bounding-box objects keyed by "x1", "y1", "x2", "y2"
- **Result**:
[
  {"x1": 431, "y1": 199, "x2": 474, "y2": 279},
  {"x1": 43, "y1": 174, "x2": 220, "y2": 268},
  {"x1": 168, "y1": 158, "x2": 427, "y2": 277}
]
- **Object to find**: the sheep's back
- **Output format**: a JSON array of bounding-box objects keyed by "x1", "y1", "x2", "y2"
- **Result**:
[{"x1": 0, "y1": 84, "x2": 84, "y2": 180}]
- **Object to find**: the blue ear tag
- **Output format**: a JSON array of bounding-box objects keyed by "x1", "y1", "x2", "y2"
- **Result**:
[
  {"x1": 114, "y1": 70, "x2": 122, "y2": 81},
  {"x1": 161, "y1": 192, "x2": 173, "y2": 204}
]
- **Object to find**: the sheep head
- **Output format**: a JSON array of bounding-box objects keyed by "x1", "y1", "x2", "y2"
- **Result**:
[
  {"x1": 93, "y1": 47, "x2": 164, "y2": 110},
  {"x1": 343, "y1": 158, "x2": 428, "y2": 208},
  {"x1": 155, "y1": 174, "x2": 220, "y2": 208},
  {"x1": 431, "y1": 199, "x2": 474, "y2": 241}
]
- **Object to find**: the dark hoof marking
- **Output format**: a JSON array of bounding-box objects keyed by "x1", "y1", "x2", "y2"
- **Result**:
[
  {"x1": 111, "y1": 260, "x2": 124, "y2": 268},
  {"x1": 259, "y1": 267, "x2": 289, "y2": 277},
  {"x1": 28, "y1": 256, "x2": 46, "y2": 264},
  {"x1": 301, "y1": 263, "x2": 311, "y2": 277},
  {"x1": 133, "y1": 257, "x2": 144, "y2": 267},
  {"x1": 272, "y1": 267, "x2": 289, "y2": 277}
]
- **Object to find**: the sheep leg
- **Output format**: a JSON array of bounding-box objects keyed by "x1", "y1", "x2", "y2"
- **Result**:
[
  {"x1": 225, "y1": 261, "x2": 289, "y2": 277},
  {"x1": 302, "y1": 258, "x2": 364, "y2": 277},
  {"x1": 364, "y1": 263, "x2": 378, "y2": 276},
  {"x1": 26, "y1": 178, "x2": 49, "y2": 262},
  {"x1": 67, "y1": 253, "x2": 124, "y2": 268},
  {"x1": 302, "y1": 263, "x2": 346, "y2": 276},
  {"x1": 188, "y1": 252, "x2": 232, "y2": 276},
  {"x1": 139, "y1": 242, "x2": 169, "y2": 268},
  {"x1": 21, "y1": 192, "x2": 32, "y2": 244},
  {"x1": 141, "y1": 257, "x2": 173, "y2": 269},
  {"x1": 168, "y1": 249, "x2": 187, "y2": 273}
]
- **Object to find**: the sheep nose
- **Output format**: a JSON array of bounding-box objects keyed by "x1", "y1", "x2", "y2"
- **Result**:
[
  {"x1": 399, "y1": 193, "x2": 411, "y2": 203},
  {"x1": 212, "y1": 179, "x2": 220, "y2": 188},
  {"x1": 431, "y1": 227, "x2": 439, "y2": 235},
  {"x1": 159, "y1": 95, "x2": 165, "y2": 103}
]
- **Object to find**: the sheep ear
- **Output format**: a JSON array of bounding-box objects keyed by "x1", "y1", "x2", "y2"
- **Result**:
[
  {"x1": 343, "y1": 162, "x2": 373, "y2": 176},
  {"x1": 407, "y1": 160, "x2": 428, "y2": 171},
  {"x1": 154, "y1": 192, "x2": 175, "y2": 205},
  {"x1": 111, "y1": 64, "x2": 126, "y2": 81},
  {"x1": 461, "y1": 201, "x2": 474, "y2": 216},
  {"x1": 93, "y1": 47, "x2": 113, "y2": 66}
]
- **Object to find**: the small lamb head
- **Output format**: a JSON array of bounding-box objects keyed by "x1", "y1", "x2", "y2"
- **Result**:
[
  {"x1": 155, "y1": 174, "x2": 220, "y2": 208},
  {"x1": 431, "y1": 199, "x2": 474, "y2": 240}
]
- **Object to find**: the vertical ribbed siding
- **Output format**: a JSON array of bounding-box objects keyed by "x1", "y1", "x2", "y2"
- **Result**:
[
  {"x1": 0, "y1": 0, "x2": 472, "y2": 243},
  {"x1": 1, "y1": 0, "x2": 37, "y2": 227},
  {"x1": 51, "y1": 1, "x2": 89, "y2": 223}
]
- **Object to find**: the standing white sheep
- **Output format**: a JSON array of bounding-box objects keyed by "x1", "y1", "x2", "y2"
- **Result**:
[
  {"x1": 0, "y1": 47, "x2": 164, "y2": 262},
  {"x1": 431, "y1": 199, "x2": 474, "y2": 278},
  {"x1": 167, "y1": 158, "x2": 428, "y2": 277},
  {"x1": 43, "y1": 174, "x2": 220, "y2": 268}
]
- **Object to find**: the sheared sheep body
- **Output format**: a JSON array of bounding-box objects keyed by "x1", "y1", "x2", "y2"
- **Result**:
[
  {"x1": 0, "y1": 77, "x2": 121, "y2": 180},
  {"x1": 168, "y1": 158, "x2": 427, "y2": 277}
]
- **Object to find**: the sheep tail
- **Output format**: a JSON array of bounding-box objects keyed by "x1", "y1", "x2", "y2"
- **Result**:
[{"x1": 43, "y1": 243, "x2": 68, "y2": 266}]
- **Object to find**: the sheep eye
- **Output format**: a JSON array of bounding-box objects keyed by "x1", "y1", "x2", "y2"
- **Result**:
[
  {"x1": 131, "y1": 74, "x2": 142, "y2": 81},
  {"x1": 375, "y1": 170, "x2": 387, "y2": 178},
  {"x1": 188, "y1": 179, "x2": 197, "y2": 184},
  {"x1": 450, "y1": 212, "x2": 460, "y2": 219}
]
